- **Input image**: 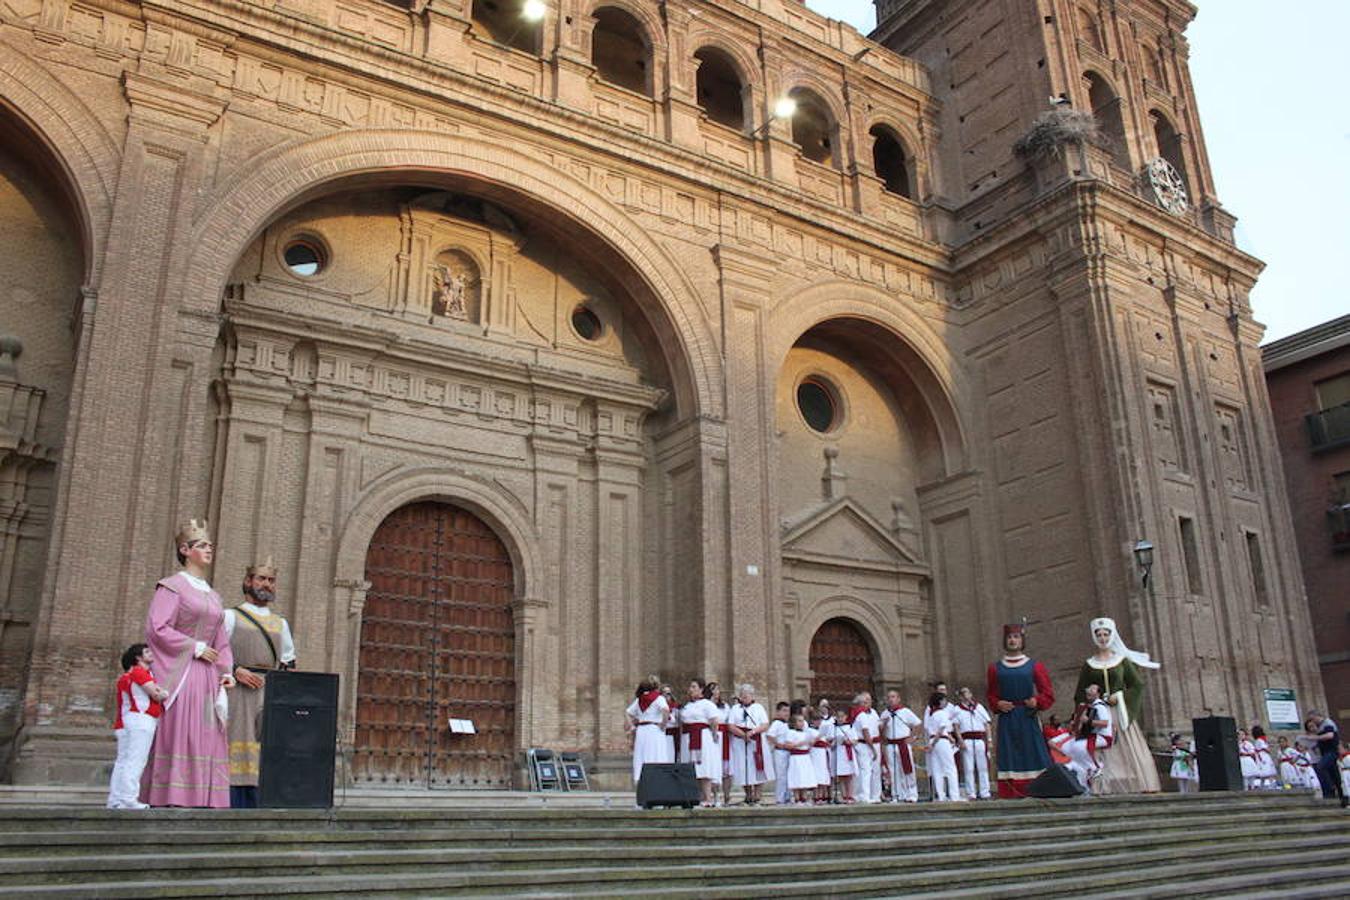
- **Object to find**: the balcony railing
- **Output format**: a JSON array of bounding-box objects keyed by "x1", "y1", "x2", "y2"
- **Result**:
[{"x1": 1306, "y1": 402, "x2": 1350, "y2": 451}]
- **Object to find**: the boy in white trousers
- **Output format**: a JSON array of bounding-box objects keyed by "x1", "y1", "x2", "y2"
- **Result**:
[{"x1": 106, "y1": 643, "x2": 169, "y2": 809}]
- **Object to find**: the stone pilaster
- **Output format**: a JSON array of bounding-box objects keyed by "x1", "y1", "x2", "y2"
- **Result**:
[{"x1": 13, "y1": 73, "x2": 226, "y2": 783}]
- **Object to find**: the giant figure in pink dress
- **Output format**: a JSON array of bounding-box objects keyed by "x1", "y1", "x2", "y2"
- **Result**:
[{"x1": 140, "y1": 519, "x2": 235, "y2": 807}]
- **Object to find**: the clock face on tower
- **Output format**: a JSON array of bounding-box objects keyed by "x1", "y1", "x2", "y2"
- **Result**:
[{"x1": 1145, "y1": 157, "x2": 1189, "y2": 216}]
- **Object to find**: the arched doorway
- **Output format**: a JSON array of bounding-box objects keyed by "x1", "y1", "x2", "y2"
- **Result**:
[
  {"x1": 353, "y1": 500, "x2": 516, "y2": 788},
  {"x1": 808, "y1": 618, "x2": 877, "y2": 708}
]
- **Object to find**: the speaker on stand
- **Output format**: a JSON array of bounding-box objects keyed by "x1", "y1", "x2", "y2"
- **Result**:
[
  {"x1": 1193, "y1": 715, "x2": 1242, "y2": 792},
  {"x1": 259, "y1": 671, "x2": 340, "y2": 809}
]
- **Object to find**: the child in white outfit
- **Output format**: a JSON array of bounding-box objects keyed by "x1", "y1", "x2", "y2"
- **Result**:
[{"x1": 106, "y1": 643, "x2": 168, "y2": 810}]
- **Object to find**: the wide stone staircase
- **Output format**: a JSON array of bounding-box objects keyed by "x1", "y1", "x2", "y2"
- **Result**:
[{"x1": 0, "y1": 791, "x2": 1345, "y2": 898}]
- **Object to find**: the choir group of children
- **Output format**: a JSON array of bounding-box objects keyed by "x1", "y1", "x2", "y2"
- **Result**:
[
  {"x1": 625, "y1": 677, "x2": 989, "y2": 807},
  {"x1": 1164, "y1": 724, "x2": 1350, "y2": 794}
]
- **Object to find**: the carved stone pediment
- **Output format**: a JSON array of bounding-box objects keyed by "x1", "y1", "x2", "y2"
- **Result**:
[{"x1": 780, "y1": 497, "x2": 926, "y2": 574}]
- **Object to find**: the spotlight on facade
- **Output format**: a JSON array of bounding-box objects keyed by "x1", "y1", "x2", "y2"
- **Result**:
[
  {"x1": 773, "y1": 96, "x2": 798, "y2": 120},
  {"x1": 522, "y1": 0, "x2": 547, "y2": 21}
]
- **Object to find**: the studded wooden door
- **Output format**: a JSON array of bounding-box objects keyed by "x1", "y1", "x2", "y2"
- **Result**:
[
  {"x1": 354, "y1": 501, "x2": 516, "y2": 788},
  {"x1": 808, "y1": 618, "x2": 877, "y2": 709}
]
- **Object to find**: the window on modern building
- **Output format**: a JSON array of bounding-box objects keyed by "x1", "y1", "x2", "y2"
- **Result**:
[
  {"x1": 470, "y1": 0, "x2": 542, "y2": 54},
  {"x1": 1178, "y1": 516, "x2": 1203, "y2": 595},
  {"x1": 789, "y1": 89, "x2": 836, "y2": 167},
  {"x1": 1244, "y1": 531, "x2": 1269, "y2": 607},
  {"x1": 1308, "y1": 373, "x2": 1350, "y2": 451},
  {"x1": 1330, "y1": 471, "x2": 1350, "y2": 551},
  {"x1": 1314, "y1": 372, "x2": 1350, "y2": 411},
  {"x1": 1085, "y1": 71, "x2": 1130, "y2": 171},
  {"x1": 592, "y1": 7, "x2": 650, "y2": 96},
  {"x1": 869, "y1": 125, "x2": 912, "y2": 198},
  {"x1": 1151, "y1": 110, "x2": 1189, "y2": 193},
  {"x1": 694, "y1": 47, "x2": 745, "y2": 131}
]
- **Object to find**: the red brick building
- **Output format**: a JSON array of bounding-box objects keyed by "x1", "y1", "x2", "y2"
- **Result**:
[{"x1": 1263, "y1": 315, "x2": 1350, "y2": 721}]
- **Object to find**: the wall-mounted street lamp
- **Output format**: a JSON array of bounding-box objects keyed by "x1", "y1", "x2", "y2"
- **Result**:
[
  {"x1": 522, "y1": 0, "x2": 547, "y2": 21},
  {"x1": 752, "y1": 96, "x2": 798, "y2": 137},
  {"x1": 1133, "y1": 539, "x2": 1155, "y2": 589}
]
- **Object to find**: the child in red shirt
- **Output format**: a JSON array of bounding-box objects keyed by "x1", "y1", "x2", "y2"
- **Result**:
[{"x1": 106, "y1": 643, "x2": 168, "y2": 809}]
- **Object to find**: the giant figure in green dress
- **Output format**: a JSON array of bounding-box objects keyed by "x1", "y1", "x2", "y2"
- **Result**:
[{"x1": 1074, "y1": 617, "x2": 1161, "y2": 794}]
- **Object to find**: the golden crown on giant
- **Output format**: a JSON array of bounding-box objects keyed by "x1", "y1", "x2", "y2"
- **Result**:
[
  {"x1": 247, "y1": 554, "x2": 278, "y2": 578},
  {"x1": 174, "y1": 518, "x2": 211, "y2": 547}
]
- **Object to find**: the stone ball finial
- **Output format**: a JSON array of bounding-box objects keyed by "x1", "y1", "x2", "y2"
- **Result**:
[{"x1": 823, "y1": 445, "x2": 839, "y2": 460}]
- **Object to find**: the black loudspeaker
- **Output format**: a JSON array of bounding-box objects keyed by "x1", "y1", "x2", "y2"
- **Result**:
[
  {"x1": 1193, "y1": 716, "x2": 1242, "y2": 792},
  {"x1": 259, "y1": 671, "x2": 339, "y2": 809},
  {"x1": 636, "y1": 763, "x2": 701, "y2": 809},
  {"x1": 1025, "y1": 763, "x2": 1086, "y2": 799}
]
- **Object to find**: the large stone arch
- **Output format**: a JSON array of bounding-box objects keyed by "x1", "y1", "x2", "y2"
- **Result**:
[
  {"x1": 791, "y1": 597, "x2": 900, "y2": 696},
  {"x1": 330, "y1": 466, "x2": 548, "y2": 750},
  {"x1": 0, "y1": 35, "x2": 118, "y2": 287},
  {"x1": 182, "y1": 128, "x2": 722, "y2": 421},
  {"x1": 766, "y1": 280, "x2": 970, "y2": 476},
  {"x1": 333, "y1": 466, "x2": 545, "y2": 601}
]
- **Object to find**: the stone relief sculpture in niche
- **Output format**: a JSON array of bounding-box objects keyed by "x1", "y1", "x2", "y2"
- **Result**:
[{"x1": 431, "y1": 250, "x2": 480, "y2": 321}]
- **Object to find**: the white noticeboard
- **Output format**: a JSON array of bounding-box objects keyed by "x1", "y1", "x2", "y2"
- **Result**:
[
  {"x1": 1263, "y1": 688, "x2": 1300, "y2": 731},
  {"x1": 448, "y1": 718, "x2": 477, "y2": 735}
]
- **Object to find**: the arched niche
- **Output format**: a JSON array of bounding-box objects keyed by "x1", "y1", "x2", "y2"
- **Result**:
[
  {"x1": 869, "y1": 124, "x2": 913, "y2": 198},
  {"x1": 786, "y1": 87, "x2": 840, "y2": 168},
  {"x1": 1085, "y1": 70, "x2": 1130, "y2": 171},
  {"x1": 0, "y1": 104, "x2": 87, "y2": 773},
  {"x1": 693, "y1": 46, "x2": 746, "y2": 131},
  {"x1": 591, "y1": 6, "x2": 652, "y2": 96}
]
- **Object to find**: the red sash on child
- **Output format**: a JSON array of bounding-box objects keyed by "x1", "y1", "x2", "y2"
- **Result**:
[{"x1": 720, "y1": 723, "x2": 731, "y2": 763}]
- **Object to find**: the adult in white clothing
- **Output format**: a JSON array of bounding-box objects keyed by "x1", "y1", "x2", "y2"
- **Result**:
[
  {"x1": 879, "y1": 690, "x2": 922, "y2": 803},
  {"x1": 850, "y1": 693, "x2": 882, "y2": 803},
  {"x1": 726, "y1": 684, "x2": 773, "y2": 804},
  {"x1": 953, "y1": 687, "x2": 993, "y2": 799},
  {"x1": 679, "y1": 679, "x2": 723, "y2": 807},
  {"x1": 625, "y1": 678, "x2": 672, "y2": 785},
  {"x1": 923, "y1": 685, "x2": 963, "y2": 802}
]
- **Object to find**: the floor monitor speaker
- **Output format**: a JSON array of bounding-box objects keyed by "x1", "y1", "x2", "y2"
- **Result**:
[
  {"x1": 636, "y1": 763, "x2": 701, "y2": 809},
  {"x1": 1025, "y1": 763, "x2": 1086, "y2": 799},
  {"x1": 259, "y1": 671, "x2": 339, "y2": 809}
]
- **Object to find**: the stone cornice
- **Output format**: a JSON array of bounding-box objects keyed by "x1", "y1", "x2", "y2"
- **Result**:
[{"x1": 60, "y1": 0, "x2": 951, "y2": 270}]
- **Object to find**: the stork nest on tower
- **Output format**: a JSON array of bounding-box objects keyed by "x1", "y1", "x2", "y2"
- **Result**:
[{"x1": 1013, "y1": 107, "x2": 1103, "y2": 160}]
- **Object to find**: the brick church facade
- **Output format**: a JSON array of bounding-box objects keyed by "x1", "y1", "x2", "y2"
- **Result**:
[{"x1": 0, "y1": 0, "x2": 1324, "y2": 787}]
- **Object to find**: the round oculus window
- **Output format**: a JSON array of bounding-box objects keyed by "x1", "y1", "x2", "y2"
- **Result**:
[
  {"x1": 797, "y1": 378, "x2": 839, "y2": 433},
  {"x1": 283, "y1": 240, "x2": 324, "y2": 277},
  {"x1": 571, "y1": 305, "x2": 603, "y2": 341}
]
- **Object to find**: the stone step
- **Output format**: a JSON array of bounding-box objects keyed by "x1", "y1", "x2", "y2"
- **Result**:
[
  {"x1": 0, "y1": 797, "x2": 1338, "y2": 855},
  {"x1": 0, "y1": 785, "x2": 633, "y2": 809},
  {"x1": 0, "y1": 804, "x2": 1339, "y2": 858},
  {"x1": 0, "y1": 816, "x2": 1337, "y2": 885},
  {"x1": 5, "y1": 836, "x2": 1346, "y2": 898},
  {"x1": 0, "y1": 789, "x2": 1323, "y2": 833}
]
